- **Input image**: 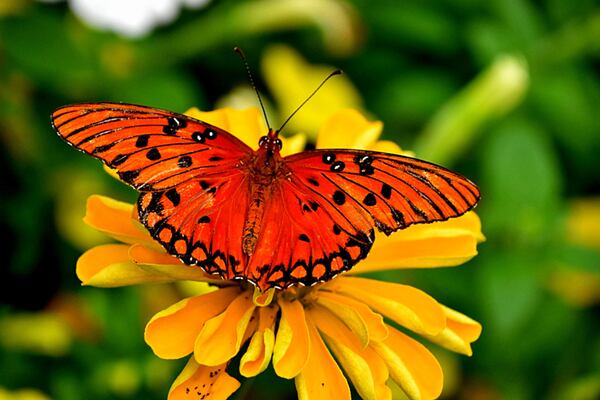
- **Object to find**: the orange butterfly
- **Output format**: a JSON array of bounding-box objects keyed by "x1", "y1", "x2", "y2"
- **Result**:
[{"x1": 51, "y1": 101, "x2": 479, "y2": 291}]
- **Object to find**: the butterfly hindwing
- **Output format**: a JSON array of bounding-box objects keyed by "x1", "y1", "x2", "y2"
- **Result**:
[
  {"x1": 243, "y1": 179, "x2": 375, "y2": 289},
  {"x1": 51, "y1": 103, "x2": 253, "y2": 191},
  {"x1": 137, "y1": 171, "x2": 250, "y2": 280}
]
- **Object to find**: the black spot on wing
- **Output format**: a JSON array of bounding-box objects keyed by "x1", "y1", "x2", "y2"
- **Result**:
[
  {"x1": 165, "y1": 188, "x2": 180, "y2": 206},
  {"x1": 332, "y1": 190, "x2": 346, "y2": 205},
  {"x1": 381, "y1": 183, "x2": 392, "y2": 199},
  {"x1": 178, "y1": 155, "x2": 192, "y2": 168},
  {"x1": 135, "y1": 134, "x2": 149, "y2": 148},
  {"x1": 146, "y1": 148, "x2": 161, "y2": 160},
  {"x1": 363, "y1": 193, "x2": 377, "y2": 206}
]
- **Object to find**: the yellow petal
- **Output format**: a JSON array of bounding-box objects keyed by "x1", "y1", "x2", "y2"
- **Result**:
[
  {"x1": 273, "y1": 298, "x2": 310, "y2": 378},
  {"x1": 184, "y1": 107, "x2": 266, "y2": 148},
  {"x1": 145, "y1": 287, "x2": 240, "y2": 359},
  {"x1": 262, "y1": 45, "x2": 362, "y2": 139},
  {"x1": 548, "y1": 268, "x2": 600, "y2": 307},
  {"x1": 423, "y1": 306, "x2": 482, "y2": 356},
  {"x1": 77, "y1": 244, "x2": 178, "y2": 287},
  {"x1": 280, "y1": 132, "x2": 307, "y2": 156},
  {"x1": 371, "y1": 326, "x2": 443, "y2": 400},
  {"x1": 566, "y1": 197, "x2": 600, "y2": 250},
  {"x1": 295, "y1": 320, "x2": 351, "y2": 400},
  {"x1": 83, "y1": 195, "x2": 154, "y2": 246},
  {"x1": 309, "y1": 306, "x2": 390, "y2": 400},
  {"x1": 355, "y1": 212, "x2": 484, "y2": 272},
  {"x1": 239, "y1": 306, "x2": 279, "y2": 377},
  {"x1": 316, "y1": 109, "x2": 382, "y2": 150},
  {"x1": 368, "y1": 139, "x2": 405, "y2": 154},
  {"x1": 168, "y1": 357, "x2": 239, "y2": 400},
  {"x1": 128, "y1": 244, "x2": 220, "y2": 283},
  {"x1": 194, "y1": 291, "x2": 256, "y2": 366},
  {"x1": 316, "y1": 291, "x2": 388, "y2": 346},
  {"x1": 326, "y1": 277, "x2": 445, "y2": 336}
]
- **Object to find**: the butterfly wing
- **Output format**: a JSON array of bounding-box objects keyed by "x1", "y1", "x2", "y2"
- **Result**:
[
  {"x1": 51, "y1": 103, "x2": 253, "y2": 190},
  {"x1": 246, "y1": 149, "x2": 480, "y2": 289},
  {"x1": 52, "y1": 103, "x2": 255, "y2": 278}
]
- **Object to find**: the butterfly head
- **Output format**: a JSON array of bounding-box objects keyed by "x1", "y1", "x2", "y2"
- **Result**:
[{"x1": 258, "y1": 129, "x2": 283, "y2": 153}]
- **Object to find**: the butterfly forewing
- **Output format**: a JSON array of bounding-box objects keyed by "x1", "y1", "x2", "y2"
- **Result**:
[{"x1": 51, "y1": 103, "x2": 253, "y2": 191}]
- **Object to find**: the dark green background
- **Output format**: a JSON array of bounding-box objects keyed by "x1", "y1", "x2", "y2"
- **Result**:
[{"x1": 1, "y1": 0, "x2": 599, "y2": 399}]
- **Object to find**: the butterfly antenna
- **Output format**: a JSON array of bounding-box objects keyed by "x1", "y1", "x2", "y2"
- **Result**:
[
  {"x1": 277, "y1": 69, "x2": 343, "y2": 134},
  {"x1": 234, "y1": 47, "x2": 272, "y2": 131}
]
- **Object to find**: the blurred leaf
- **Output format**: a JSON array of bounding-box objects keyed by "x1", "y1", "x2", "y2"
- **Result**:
[
  {"x1": 415, "y1": 55, "x2": 528, "y2": 166},
  {"x1": 362, "y1": 2, "x2": 460, "y2": 54},
  {"x1": 553, "y1": 374, "x2": 600, "y2": 400},
  {"x1": 529, "y1": 66, "x2": 600, "y2": 193},
  {"x1": 0, "y1": 8, "x2": 101, "y2": 93},
  {"x1": 105, "y1": 71, "x2": 205, "y2": 112},
  {"x1": 479, "y1": 117, "x2": 562, "y2": 243},
  {"x1": 374, "y1": 69, "x2": 458, "y2": 133},
  {"x1": 476, "y1": 250, "x2": 541, "y2": 341}
]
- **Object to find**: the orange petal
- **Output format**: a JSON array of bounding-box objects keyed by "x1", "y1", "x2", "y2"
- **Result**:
[
  {"x1": 168, "y1": 357, "x2": 239, "y2": 400},
  {"x1": 145, "y1": 287, "x2": 241, "y2": 359},
  {"x1": 371, "y1": 326, "x2": 443, "y2": 400},
  {"x1": 129, "y1": 244, "x2": 220, "y2": 283},
  {"x1": 77, "y1": 244, "x2": 178, "y2": 287},
  {"x1": 354, "y1": 212, "x2": 484, "y2": 273},
  {"x1": 294, "y1": 320, "x2": 351, "y2": 400},
  {"x1": 325, "y1": 277, "x2": 445, "y2": 336},
  {"x1": 184, "y1": 107, "x2": 265, "y2": 148},
  {"x1": 316, "y1": 109, "x2": 382, "y2": 150},
  {"x1": 309, "y1": 306, "x2": 390, "y2": 400},
  {"x1": 83, "y1": 195, "x2": 154, "y2": 246},
  {"x1": 273, "y1": 298, "x2": 311, "y2": 379},
  {"x1": 239, "y1": 305, "x2": 279, "y2": 377},
  {"x1": 422, "y1": 306, "x2": 482, "y2": 356},
  {"x1": 194, "y1": 291, "x2": 256, "y2": 366},
  {"x1": 316, "y1": 290, "x2": 388, "y2": 345}
]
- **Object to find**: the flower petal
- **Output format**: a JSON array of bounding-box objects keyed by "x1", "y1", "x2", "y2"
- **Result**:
[
  {"x1": 77, "y1": 244, "x2": 178, "y2": 287},
  {"x1": 316, "y1": 291, "x2": 388, "y2": 346},
  {"x1": 129, "y1": 244, "x2": 220, "y2": 283},
  {"x1": 368, "y1": 139, "x2": 405, "y2": 154},
  {"x1": 184, "y1": 107, "x2": 265, "y2": 148},
  {"x1": 316, "y1": 109, "x2": 382, "y2": 150},
  {"x1": 309, "y1": 306, "x2": 390, "y2": 400},
  {"x1": 263, "y1": 45, "x2": 362, "y2": 138},
  {"x1": 295, "y1": 320, "x2": 351, "y2": 400},
  {"x1": 326, "y1": 277, "x2": 445, "y2": 336},
  {"x1": 145, "y1": 287, "x2": 241, "y2": 359},
  {"x1": 355, "y1": 212, "x2": 484, "y2": 272},
  {"x1": 423, "y1": 306, "x2": 482, "y2": 356},
  {"x1": 168, "y1": 357, "x2": 239, "y2": 400},
  {"x1": 280, "y1": 132, "x2": 307, "y2": 157},
  {"x1": 239, "y1": 306, "x2": 279, "y2": 377},
  {"x1": 83, "y1": 195, "x2": 154, "y2": 245},
  {"x1": 194, "y1": 291, "x2": 256, "y2": 366},
  {"x1": 372, "y1": 326, "x2": 443, "y2": 400},
  {"x1": 273, "y1": 298, "x2": 310, "y2": 378}
]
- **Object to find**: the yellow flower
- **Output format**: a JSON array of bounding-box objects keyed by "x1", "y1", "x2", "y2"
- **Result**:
[{"x1": 78, "y1": 107, "x2": 483, "y2": 400}]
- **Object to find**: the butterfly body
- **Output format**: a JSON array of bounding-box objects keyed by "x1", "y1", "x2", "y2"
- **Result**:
[{"x1": 52, "y1": 103, "x2": 480, "y2": 291}]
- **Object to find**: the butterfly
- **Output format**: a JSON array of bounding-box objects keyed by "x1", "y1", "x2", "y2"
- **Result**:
[{"x1": 51, "y1": 102, "x2": 480, "y2": 291}]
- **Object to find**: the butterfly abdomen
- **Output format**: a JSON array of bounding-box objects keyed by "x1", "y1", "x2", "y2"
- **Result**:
[{"x1": 242, "y1": 183, "x2": 269, "y2": 256}]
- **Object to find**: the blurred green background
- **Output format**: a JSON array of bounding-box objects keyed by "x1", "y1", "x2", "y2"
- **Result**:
[{"x1": 1, "y1": 0, "x2": 600, "y2": 399}]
